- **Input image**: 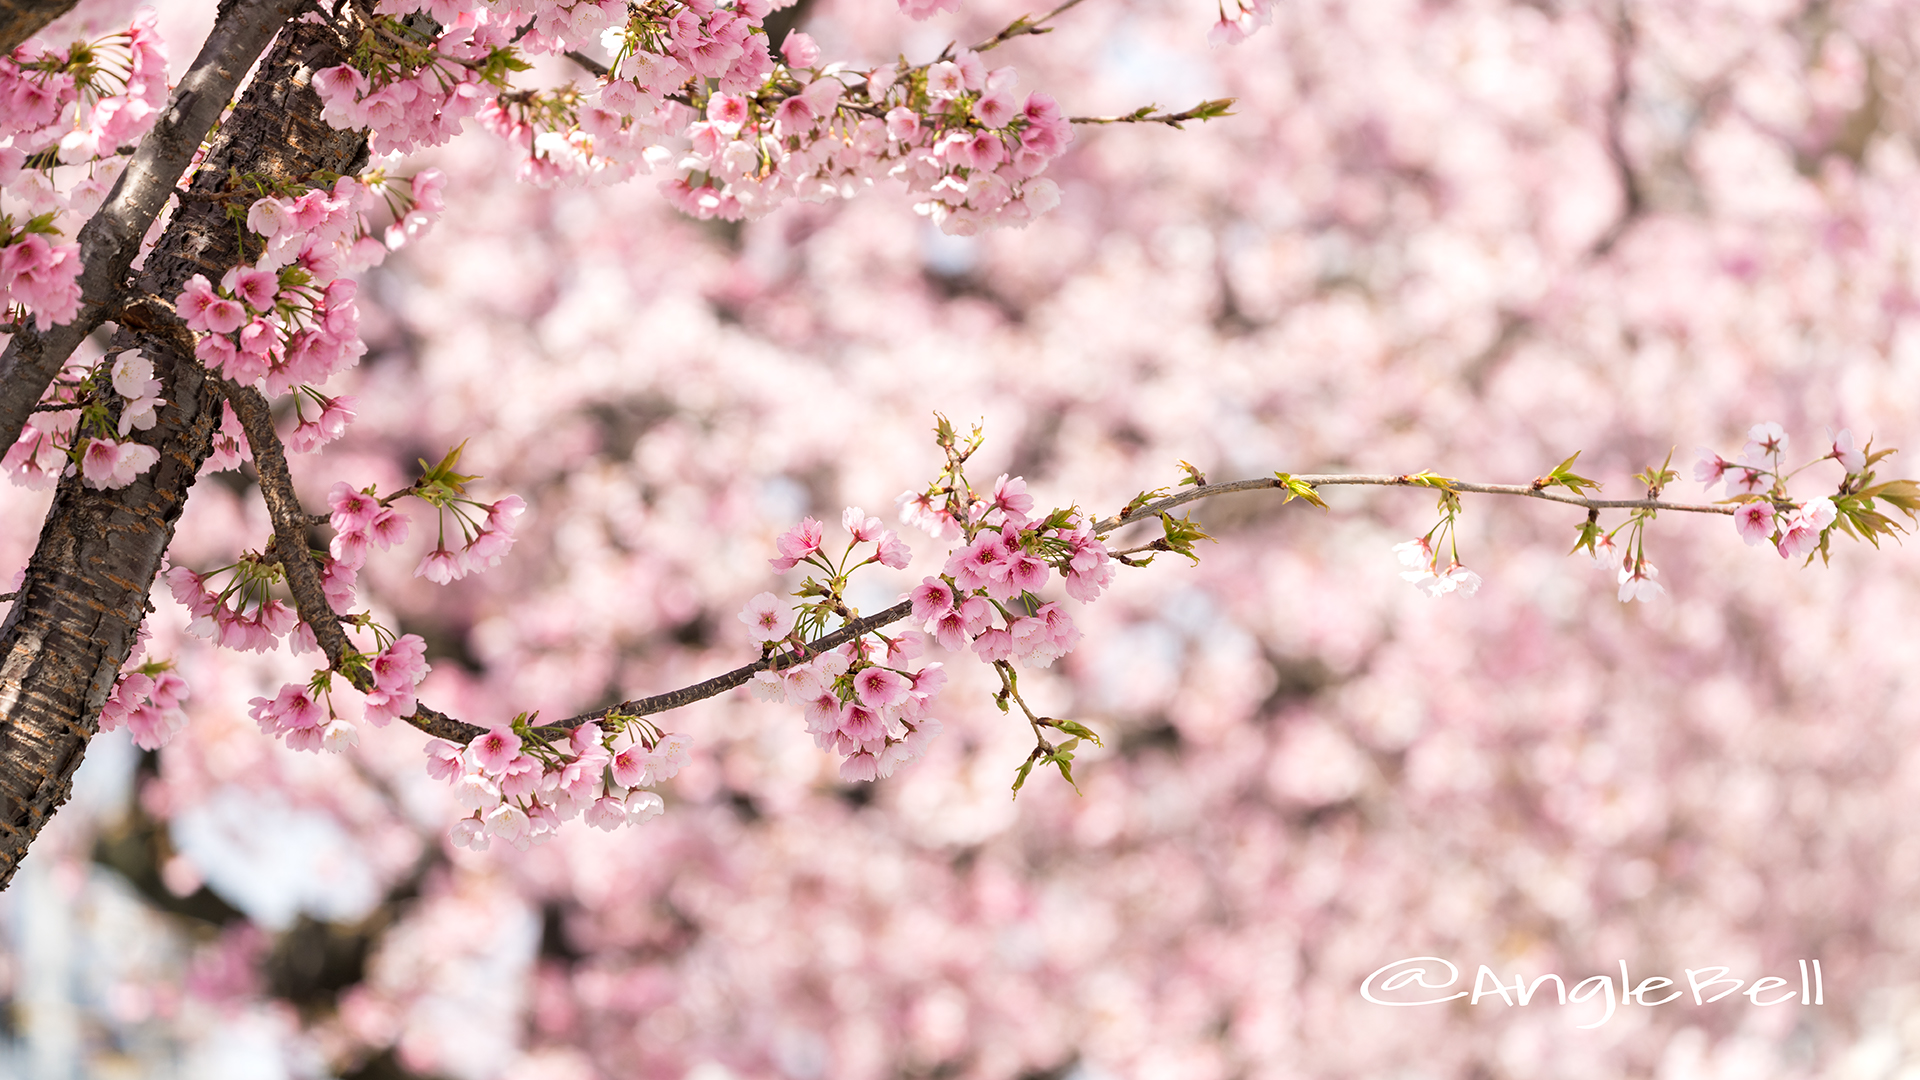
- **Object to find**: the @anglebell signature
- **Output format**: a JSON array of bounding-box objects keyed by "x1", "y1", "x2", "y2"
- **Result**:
[{"x1": 1360, "y1": 956, "x2": 1825, "y2": 1029}]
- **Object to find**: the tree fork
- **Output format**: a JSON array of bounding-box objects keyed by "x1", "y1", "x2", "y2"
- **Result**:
[{"x1": 0, "y1": 11, "x2": 370, "y2": 889}]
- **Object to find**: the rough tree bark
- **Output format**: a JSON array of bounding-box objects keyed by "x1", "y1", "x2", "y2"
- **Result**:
[
  {"x1": 0, "y1": 11, "x2": 371, "y2": 888},
  {"x1": 0, "y1": 0, "x2": 76, "y2": 55}
]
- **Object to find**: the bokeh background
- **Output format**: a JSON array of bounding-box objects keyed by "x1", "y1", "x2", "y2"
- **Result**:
[{"x1": 7, "y1": 0, "x2": 1920, "y2": 1075}]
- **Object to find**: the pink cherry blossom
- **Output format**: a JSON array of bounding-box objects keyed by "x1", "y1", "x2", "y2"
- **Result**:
[
  {"x1": 873, "y1": 530, "x2": 912, "y2": 568},
  {"x1": 1693, "y1": 448, "x2": 1729, "y2": 488},
  {"x1": 584, "y1": 796, "x2": 627, "y2": 831},
  {"x1": 415, "y1": 545, "x2": 465, "y2": 584},
  {"x1": 1734, "y1": 501, "x2": 1775, "y2": 545},
  {"x1": 470, "y1": 726, "x2": 523, "y2": 774},
  {"x1": 623, "y1": 789, "x2": 665, "y2": 825},
  {"x1": 769, "y1": 516, "x2": 824, "y2": 571},
  {"x1": 1831, "y1": 427, "x2": 1867, "y2": 472},
  {"x1": 1617, "y1": 560, "x2": 1665, "y2": 603},
  {"x1": 910, "y1": 576, "x2": 956, "y2": 623},
  {"x1": 1743, "y1": 421, "x2": 1789, "y2": 461},
  {"x1": 738, "y1": 590, "x2": 795, "y2": 642},
  {"x1": 423, "y1": 739, "x2": 464, "y2": 781},
  {"x1": 780, "y1": 30, "x2": 819, "y2": 68},
  {"x1": 853, "y1": 666, "x2": 911, "y2": 708}
]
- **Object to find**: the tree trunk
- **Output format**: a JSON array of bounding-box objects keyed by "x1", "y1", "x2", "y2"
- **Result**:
[{"x1": 0, "y1": 12, "x2": 371, "y2": 888}]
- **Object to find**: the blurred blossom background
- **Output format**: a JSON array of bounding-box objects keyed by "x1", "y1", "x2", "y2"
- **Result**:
[{"x1": 7, "y1": 0, "x2": 1920, "y2": 1076}]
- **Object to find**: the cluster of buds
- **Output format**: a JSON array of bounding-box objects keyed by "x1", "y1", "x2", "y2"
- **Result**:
[
  {"x1": 179, "y1": 217, "x2": 357, "y2": 381},
  {"x1": 160, "y1": 170, "x2": 442, "y2": 464},
  {"x1": 336, "y1": 443, "x2": 528, "y2": 585},
  {"x1": 1207, "y1": 0, "x2": 1276, "y2": 46},
  {"x1": 751, "y1": 631, "x2": 947, "y2": 783},
  {"x1": 323, "y1": 443, "x2": 526, "y2": 587},
  {"x1": 0, "y1": 216, "x2": 81, "y2": 330},
  {"x1": 1393, "y1": 534, "x2": 1481, "y2": 598},
  {"x1": 178, "y1": 260, "x2": 362, "y2": 404},
  {"x1": 914, "y1": 494, "x2": 1102, "y2": 665},
  {"x1": 430, "y1": 718, "x2": 689, "y2": 852}
]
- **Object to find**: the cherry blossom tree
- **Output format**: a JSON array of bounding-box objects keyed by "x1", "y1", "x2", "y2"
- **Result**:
[{"x1": 5, "y1": 0, "x2": 1920, "y2": 1075}]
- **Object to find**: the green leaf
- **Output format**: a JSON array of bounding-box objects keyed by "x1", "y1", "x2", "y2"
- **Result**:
[
  {"x1": 1121, "y1": 487, "x2": 1171, "y2": 520},
  {"x1": 1011, "y1": 757, "x2": 1035, "y2": 797},
  {"x1": 1177, "y1": 460, "x2": 1208, "y2": 487},
  {"x1": 21, "y1": 211, "x2": 62, "y2": 237},
  {"x1": 1863, "y1": 478, "x2": 1920, "y2": 519},
  {"x1": 418, "y1": 439, "x2": 478, "y2": 492},
  {"x1": 1533, "y1": 451, "x2": 1603, "y2": 496},
  {"x1": 1158, "y1": 511, "x2": 1217, "y2": 564},
  {"x1": 1569, "y1": 518, "x2": 1602, "y2": 558},
  {"x1": 1048, "y1": 749, "x2": 1081, "y2": 793},
  {"x1": 1274, "y1": 472, "x2": 1329, "y2": 510},
  {"x1": 1398, "y1": 470, "x2": 1456, "y2": 493},
  {"x1": 1633, "y1": 448, "x2": 1678, "y2": 495},
  {"x1": 1190, "y1": 97, "x2": 1237, "y2": 121},
  {"x1": 1035, "y1": 507, "x2": 1079, "y2": 533},
  {"x1": 1048, "y1": 718, "x2": 1103, "y2": 747}
]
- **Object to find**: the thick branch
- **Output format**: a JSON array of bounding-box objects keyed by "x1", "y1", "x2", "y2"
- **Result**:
[
  {"x1": 0, "y1": 0, "x2": 306, "y2": 456},
  {"x1": 564, "y1": 49, "x2": 607, "y2": 78},
  {"x1": 221, "y1": 383, "x2": 374, "y2": 684},
  {"x1": 0, "y1": 0, "x2": 74, "y2": 54}
]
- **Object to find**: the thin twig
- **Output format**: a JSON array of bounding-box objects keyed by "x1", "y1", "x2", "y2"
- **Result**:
[
  {"x1": 962, "y1": 0, "x2": 1087, "y2": 56},
  {"x1": 1094, "y1": 473, "x2": 1735, "y2": 534},
  {"x1": 1069, "y1": 98, "x2": 1237, "y2": 128}
]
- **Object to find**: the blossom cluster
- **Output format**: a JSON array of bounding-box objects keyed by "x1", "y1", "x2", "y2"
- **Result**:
[
  {"x1": 1386, "y1": 423, "x2": 1906, "y2": 606},
  {"x1": 176, "y1": 171, "x2": 445, "y2": 404},
  {"x1": 307, "y1": 0, "x2": 1070, "y2": 233},
  {"x1": 166, "y1": 560, "x2": 314, "y2": 655},
  {"x1": 1206, "y1": 0, "x2": 1276, "y2": 47},
  {"x1": 429, "y1": 721, "x2": 688, "y2": 851},
  {"x1": 3, "y1": 170, "x2": 442, "y2": 495},
  {"x1": 1393, "y1": 535, "x2": 1482, "y2": 598},
  {"x1": 1697, "y1": 424, "x2": 1867, "y2": 561},
  {"x1": 740, "y1": 507, "x2": 945, "y2": 781},
  {"x1": 247, "y1": 633, "x2": 432, "y2": 752},
  {"x1": 2, "y1": 348, "x2": 163, "y2": 490},
  {"x1": 2, "y1": 10, "x2": 170, "y2": 330},
  {"x1": 98, "y1": 630, "x2": 190, "y2": 750},
  {"x1": 743, "y1": 424, "x2": 1119, "y2": 785}
]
